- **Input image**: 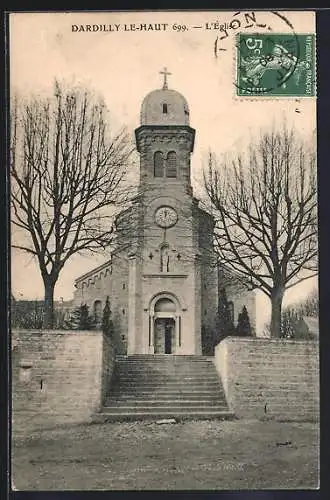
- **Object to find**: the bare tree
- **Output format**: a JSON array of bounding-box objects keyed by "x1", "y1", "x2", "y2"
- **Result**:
[
  {"x1": 204, "y1": 125, "x2": 317, "y2": 338},
  {"x1": 292, "y1": 287, "x2": 319, "y2": 318},
  {"x1": 11, "y1": 81, "x2": 135, "y2": 328}
]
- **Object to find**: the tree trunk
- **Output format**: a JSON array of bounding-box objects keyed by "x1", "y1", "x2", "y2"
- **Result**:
[
  {"x1": 270, "y1": 288, "x2": 284, "y2": 338},
  {"x1": 43, "y1": 277, "x2": 56, "y2": 329}
]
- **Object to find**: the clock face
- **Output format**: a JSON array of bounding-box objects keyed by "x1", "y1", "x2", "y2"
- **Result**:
[{"x1": 155, "y1": 206, "x2": 178, "y2": 229}]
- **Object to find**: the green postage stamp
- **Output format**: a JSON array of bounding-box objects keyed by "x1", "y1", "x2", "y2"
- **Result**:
[{"x1": 236, "y1": 33, "x2": 316, "y2": 97}]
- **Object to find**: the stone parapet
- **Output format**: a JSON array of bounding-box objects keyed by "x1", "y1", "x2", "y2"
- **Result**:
[{"x1": 214, "y1": 337, "x2": 319, "y2": 421}]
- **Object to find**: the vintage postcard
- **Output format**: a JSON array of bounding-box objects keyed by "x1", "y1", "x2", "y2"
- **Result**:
[{"x1": 10, "y1": 10, "x2": 319, "y2": 490}]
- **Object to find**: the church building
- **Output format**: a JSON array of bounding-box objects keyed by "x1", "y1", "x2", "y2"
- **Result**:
[{"x1": 73, "y1": 69, "x2": 256, "y2": 354}]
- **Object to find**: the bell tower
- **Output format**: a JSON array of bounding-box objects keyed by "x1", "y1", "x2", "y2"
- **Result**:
[
  {"x1": 126, "y1": 70, "x2": 212, "y2": 356},
  {"x1": 135, "y1": 67, "x2": 195, "y2": 195}
]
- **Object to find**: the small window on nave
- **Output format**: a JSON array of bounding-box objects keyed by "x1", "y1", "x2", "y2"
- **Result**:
[
  {"x1": 166, "y1": 151, "x2": 177, "y2": 178},
  {"x1": 94, "y1": 300, "x2": 102, "y2": 324},
  {"x1": 154, "y1": 151, "x2": 164, "y2": 177},
  {"x1": 163, "y1": 103, "x2": 168, "y2": 114},
  {"x1": 228, "y1": 301, "x2": 234, "y2": 323}
]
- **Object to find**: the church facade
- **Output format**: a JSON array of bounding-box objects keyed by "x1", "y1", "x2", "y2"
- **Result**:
[{"x1": 73, "y1": 71, "x2": 256, "y2": 354}]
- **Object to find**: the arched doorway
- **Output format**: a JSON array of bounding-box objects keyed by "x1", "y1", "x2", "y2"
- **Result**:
[{"x1": 154, "y1": 297, "x2": 176, "y2": 354}]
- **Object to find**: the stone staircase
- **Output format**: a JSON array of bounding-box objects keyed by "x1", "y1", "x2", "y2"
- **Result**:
[{"x1": 98, "y1": 355, "x2": 234, "y2": 421}]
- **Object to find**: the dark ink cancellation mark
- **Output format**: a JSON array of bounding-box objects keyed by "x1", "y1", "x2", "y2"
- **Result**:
[
  {"x1": 214, "y1": 10, "x2": 274, "y2": 58},
  {"x1": 212, "y1": 11, "x2": 315, "y2": 97}
]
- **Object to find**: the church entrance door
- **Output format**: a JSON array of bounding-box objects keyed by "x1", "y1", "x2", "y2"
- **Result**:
[
  {"x1": 164, "y1": 318, "x2": 175, "y2": 354},
  {"x1": 154, "y1": 317, "x2": 175, "y2": 354}
]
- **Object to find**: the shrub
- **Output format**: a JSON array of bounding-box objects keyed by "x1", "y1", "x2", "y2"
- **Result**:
[
  {"x1": 64, "y1": 304, "x2": 95, "y2": 330},
  {"x1": 215, "y1": 287, "x2": 235, "y2": 343},
  {"x1": 11, "y1": 300, "x2": 44, "y2": 329},
  {"x1": 236, "y1": 305, "x2": 252, "y2": 336},
  {"x1": 280, "y1": 308, "x2": 298, "y2": 339},
  {"x1": 102, "y1": 296, "x2": 114, "y2": 338}
]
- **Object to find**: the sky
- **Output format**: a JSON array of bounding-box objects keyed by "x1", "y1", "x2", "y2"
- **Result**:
[{"x1": 9, "y1": 10, "x2": 317, "y2": 332}]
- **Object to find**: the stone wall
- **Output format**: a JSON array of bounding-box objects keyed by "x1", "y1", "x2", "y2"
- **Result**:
[
  {"x1": 12, "y1": 330, "x2": 115, "y2": 433},
  {"x1": 101, "y1": 332, "x2": 115, "y2": 406},
  {"x1": 110, "y1": 251, "x2": 130, "y2": 353},
  {"x1": 215, "y1": 337, "x2": 319, "y2": 421}
]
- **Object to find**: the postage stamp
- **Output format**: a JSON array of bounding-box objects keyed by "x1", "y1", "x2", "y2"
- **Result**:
[{"x1": 236, "y1": 33, "x2": 316, "y2": 97}]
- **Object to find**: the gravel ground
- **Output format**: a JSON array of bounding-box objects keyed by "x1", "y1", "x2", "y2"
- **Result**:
[{"x1": 12, "y1": 418, "x2": 319, "y2": 490}]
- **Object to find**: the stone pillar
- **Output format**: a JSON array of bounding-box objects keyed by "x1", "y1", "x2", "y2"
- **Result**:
[
  {"x1": 175, "y1": 315, "x2": 180, "y2": 353},
  {"x1": 194, "y1": 253, "x2": 202, "y2": 355},
  {"x1": 127, "y1": 254, "x2": 137, "y2": 355},
  {"x1": 148, "y1": 314, "x2": 155, "y2": 354}
]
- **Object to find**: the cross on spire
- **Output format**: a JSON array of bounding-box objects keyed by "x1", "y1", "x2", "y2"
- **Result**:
[{"x1": 160, "y1": 67, "x2": 172, "y2": 90}]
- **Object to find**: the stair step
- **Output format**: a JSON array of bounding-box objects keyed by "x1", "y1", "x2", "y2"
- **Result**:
[
  {"x1": 112, "y1": 384, "x2": 223, "y2": 391},
  {"x1": 110, "y1": 385, "x2": 222, "y2": 391},
  {"x1": 105, "y1": 400, "x2": 226, "y2": 407},
  {"x1": 115, "y1": 368, "x2": 217, "y2": 372},
  {"x1": 116, "y1": 364, "x2": 215, "y2": 367},
  {"x1": 101, "y1": 405, "x2": 230, "y2": 413},
  {"x1": 115, "y1": 367, "x2": 217, "y2": 372},
  {"x1": 108, "y1": 392, "x2": 225, "y2": 399},
  {"x1": 108, "y1": 392, "x2": 225, "y2": 402},
  {"x1": 103, "y1": 406, "x2": 229, "y2": 413},
  {"x1": 115, "y1": 375, "x2": 218, "y2": 378},
  {"x1": 116, "y1": 357, "x2": 214, "y2": 360},
  {"x1": 95, "y1": 410, "x2": 234, "y2": 422},
  {"x1": 116, "y1": 365, "x2": 216, "y2": 368},
  {"x1": 114, "y1": 374, "x2": 219, "y2": 384},
  {"x1": 117, "y1": 359, "x2": 213, "y2": 361},
  {"x1": 115, "y1": 368, "x2": 215, "y2": 373},
  {"x1": 117, "y1": 373, "x2": 217, "y2": 376},
  {"x1": 114, "y1": 380, "x2": 222, "y2": 384},
  {"x1": 115, "y1": 369, "x2": 218, "y2": 374},
  {"x1": 115, "y1": 362, "x2": 215, "y2": 366},
  {"x1": 116, "y1": 366, "x2": 217, "y2": 370},
  {"x1": 115, "y1": 362, "x2": 214, "y2": 366}
]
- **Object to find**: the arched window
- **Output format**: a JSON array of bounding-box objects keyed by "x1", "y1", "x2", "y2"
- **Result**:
[
  {"x1": 94, "y1": 300, "x2": 102, "y2": 324},
  {"x1": 228, "y1": 301, "x2": 234, "y2": 323},
  {"x1": 154, "y1": 151, "x2": 164, "y2": 177},
  {"x1": 166, "y1": 151, "x2": 177, "y2": 178}
]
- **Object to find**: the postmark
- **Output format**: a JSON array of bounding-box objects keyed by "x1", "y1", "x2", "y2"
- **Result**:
[{"x1": 235, "y1": 33, "x2": 316, "y2": 97}]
